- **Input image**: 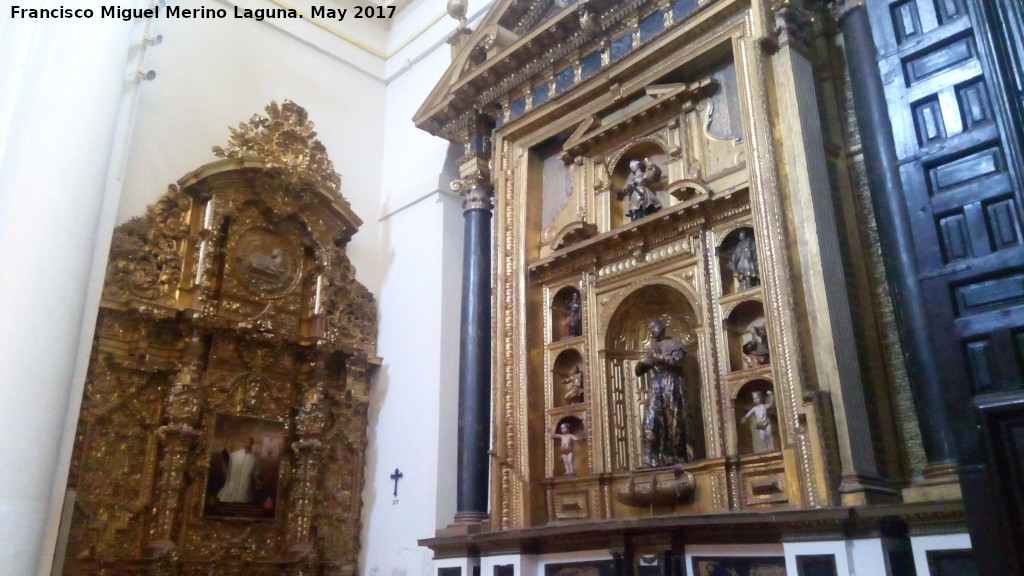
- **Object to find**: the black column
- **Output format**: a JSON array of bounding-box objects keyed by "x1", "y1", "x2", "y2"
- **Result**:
[
  {"x1": 837, "y1": 5, "x2": 956, "y2": 465},
  {"x1": 455, "y1": 181, "x2": 492, "y2": 522}
]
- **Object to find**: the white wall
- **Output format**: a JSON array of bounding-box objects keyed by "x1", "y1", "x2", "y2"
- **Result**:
[
  {"x1": 361, "y1": 0, "x2": 478, "y2": 573},
  {"x1": 0, "y1": 5, "x2": 144, "y2": 575}
]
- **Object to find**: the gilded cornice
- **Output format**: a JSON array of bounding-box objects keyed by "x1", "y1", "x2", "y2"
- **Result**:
[{"x1": 416, "y1": 0, "x2": 722, "y2": 140}]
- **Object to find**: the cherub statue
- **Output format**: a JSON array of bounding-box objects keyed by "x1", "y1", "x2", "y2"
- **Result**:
[
  {"x1": 552, "y1": 422, "x2": 585, "y2": 475},
  {"x1": 740, "y1": 390, "x2": 775, "y2": 453},
  {"x1": 741, "y1": 325, "x2": 770, "y2": 367},
  {"x1": 616, "y1": 158, "x2": 663, "y2": 221}
]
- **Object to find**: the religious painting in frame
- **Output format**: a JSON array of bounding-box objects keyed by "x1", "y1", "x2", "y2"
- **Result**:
[
  {"x1": 691, "y1": 556, "x2": 788, "y2": 576},
  {"x1": 203, "y1": 413, "x2": 285, "y2": 519}
]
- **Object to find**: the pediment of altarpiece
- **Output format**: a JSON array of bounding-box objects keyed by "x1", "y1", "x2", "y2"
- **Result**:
[{"x1": 414, "y1": 0, "x2": 763, "y2": 141}]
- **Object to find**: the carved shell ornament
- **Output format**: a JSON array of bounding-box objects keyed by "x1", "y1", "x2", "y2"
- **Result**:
[{"x1": 212, "y1": 100, "x2": 342, "y2": 197}]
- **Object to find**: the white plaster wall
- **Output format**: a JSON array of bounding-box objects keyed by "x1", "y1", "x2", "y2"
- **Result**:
[
  {"x1": 361, "y1": 0, "x2": 470, "y2": 571},
  {"x1": 0, "y1": 6, "x2": 143, "y2": 575}
]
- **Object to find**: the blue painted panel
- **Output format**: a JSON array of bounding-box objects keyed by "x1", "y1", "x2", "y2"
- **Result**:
[
  {"x1": 610, "y1": 33, "x2": 632, "y2": 61},
  {"x1": 555, "y1": 66, "x2": 575, "y2": 93},
  {"x1": 509, "y1": 96, "x2": 527, "y2": 119},
  {"x1": 532, "y1": 83, "x2": 550, "y2": 107},
  {"x1": 581, "y1": 51, "x2": 602, "y2": 79},
  {"x1": 672, "y1": 0, "x2": 697, "y2": 21},
  {"x1": 640, "y1": 11, "x2": 665, "y2": 42}
]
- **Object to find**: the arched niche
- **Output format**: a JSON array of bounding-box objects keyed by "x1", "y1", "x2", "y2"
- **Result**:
[
  {"x1": 603, "y1": 283, "x2": 705, "y2": 470},
  {"x1": 718, "y1": 225, "x2": 758, "y2": 295},
  {"x1": 608, "y1": 141, "x2": 668, "y2": 229},
  {"x1": 724, "y1": 299, "x2": 767, "y2": 372},
  {"x1": 552, "y1": 416, "x2": 588, "y2": 477},
  {"x1": 551, "y1": 285, "x2": 583, "y2": 341},
  {"x1": 552, "y1": 348, "x2": 585, "y2": 407},
  {"x1": 734, "y1": 379, "x2": 779, "y2": 456}
]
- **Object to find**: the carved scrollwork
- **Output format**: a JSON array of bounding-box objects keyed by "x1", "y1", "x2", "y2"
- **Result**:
[{"x1": 103, "y1": 184, "x2": 190, "y2": 302}]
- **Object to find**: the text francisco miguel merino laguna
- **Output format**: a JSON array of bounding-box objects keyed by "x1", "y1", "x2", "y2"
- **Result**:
[{"x1": 10, "y1": 5, "x2": 394, "y2": 21}]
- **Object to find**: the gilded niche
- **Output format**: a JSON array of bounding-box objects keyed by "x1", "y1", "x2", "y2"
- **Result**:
[{"x1": 64, "y1": 101, "x2": 378, "y2": 576}]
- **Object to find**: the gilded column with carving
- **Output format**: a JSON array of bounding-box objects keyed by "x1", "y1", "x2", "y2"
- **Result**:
[{"x1": 149, "y1": 327, "x2": 204, "y2": 552}]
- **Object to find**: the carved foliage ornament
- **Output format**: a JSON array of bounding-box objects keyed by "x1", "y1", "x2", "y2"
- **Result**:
[
  {"x1": 212, "y1": 100, "x2": 342, "y2": 197},
  {"x1": 104, "y1": 185, "x2": 189, "y2": 302}
]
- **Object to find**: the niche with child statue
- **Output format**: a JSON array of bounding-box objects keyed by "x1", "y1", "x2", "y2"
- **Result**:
[{"x1": 61, "y1": 102, "x2": 378, "y2": 576}]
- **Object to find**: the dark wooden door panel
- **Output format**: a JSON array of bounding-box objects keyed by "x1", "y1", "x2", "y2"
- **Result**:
[{"x1": 867, "y1": 0, "x2": 1024, "y2": 570}]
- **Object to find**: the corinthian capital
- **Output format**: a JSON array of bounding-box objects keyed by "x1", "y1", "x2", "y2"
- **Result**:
[{"x1": 451, "y1": 175, "x2": 494, "y2": 211}]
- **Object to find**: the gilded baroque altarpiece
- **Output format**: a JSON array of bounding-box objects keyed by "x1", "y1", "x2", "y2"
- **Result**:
[
  {"x1": 63, "y1": 101, "x2": 378, "y2": 575},
  {"x1": 418, "y1": 0, "x2": 911, "y2": 532}
]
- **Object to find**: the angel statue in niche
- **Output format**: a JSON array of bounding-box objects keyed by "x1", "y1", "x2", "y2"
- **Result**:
[
  {"x1": 740, "y1": 390, "x2": 775, "y2": 454},
  {"x1": 616, "y1": 158, "x2": 663, "y2": 221},
  {"x1": 552, "y1": 422, "x2": 586, "y2": 476}
]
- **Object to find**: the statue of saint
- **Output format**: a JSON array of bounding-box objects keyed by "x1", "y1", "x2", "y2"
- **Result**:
[
  {"x1": 564, "y1": 292, "x2": 582, "y2": 338},
  {"x1": 729, "y1": 229, "x2": 759, "y2": 289},
  {"x1": 741, "y1": 325, "x2": 770, "y2": 367},
  {"x1": 740, "y1": 390, "x2": 775, "y2": 453},
  {"x1": 552, "y1": 422, "x2": 583, "y2": 476},
  {"x1": 635, "y1": 318, "x2": 688, "y2": 467},
  {"x1": 563, "y1": 366, "x2": 585, "y2": 404},
  {"x1": 616, "y1": 159, "x2": 662, "y2": 221}
]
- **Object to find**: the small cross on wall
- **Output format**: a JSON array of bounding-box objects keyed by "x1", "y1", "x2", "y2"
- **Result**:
[{"x1": 389, "y1": 468, "x2": 403, "y2": 497}]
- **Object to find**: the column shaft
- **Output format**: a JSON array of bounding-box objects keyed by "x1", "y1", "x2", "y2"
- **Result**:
[
  {"x1": 455, "y1": 197, "x2": 492, "y2": 519},
  {"x1": 838, "y1": 5, "x2": 956, "y2": 464}
]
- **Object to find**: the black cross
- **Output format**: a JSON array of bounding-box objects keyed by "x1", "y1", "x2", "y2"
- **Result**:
[{"x1": 389, "y1": 468, "x2": 403, "y2": 497}]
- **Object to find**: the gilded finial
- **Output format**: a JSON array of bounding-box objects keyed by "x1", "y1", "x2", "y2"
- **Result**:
[{"x1": 447, "y1": 0, "x2": 468, "y2": 30}]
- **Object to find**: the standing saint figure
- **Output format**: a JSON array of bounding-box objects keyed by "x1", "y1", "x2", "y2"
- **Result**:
[
  {"x1": 616, "y1": 159, "x2": 663, "y2": 221},
  {"x1": 564, "y1": 292, "x2": 582, "y2": 338},
  {"x1": 740, "y1": 390, "x2": 775, "y2": 453},
  {"x1": 635, "y1": 318, "x2": 688, "y2": 467},
  {"x1": 217, "y1": 437, "x2": 262, "y2": 503},
  {"x1": 552, "y1": 422, "x2": 583, "y2": 476},
  {"x1": 729, "y1": 229, "x2": 759, "y2": 289}
]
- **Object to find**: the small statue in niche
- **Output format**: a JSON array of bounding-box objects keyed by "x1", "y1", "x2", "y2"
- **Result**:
[
  {"x1": 729, "y1": 229, "x2": 760, "y2": 290},
  {"x1": 616, "y1": 158, "x2": 663, "y2": 221},
  {"x1": 740, "y1": 390, "x2": 776, "y2": 453},
  {"x1": 635, "y1": 318, "x2": 688, "y2": 467},
  {"x1": 563, "y1": 292, "x2": 582, "y2": 338},
  {"x1": 563, "y1": 366, "x2": 585, "y2": 404},
  {"x1": 552, "y1": 422, "x2": 584, "y2": 476},
  {"x1": 741, "y1": 325, "x2": 770, "y2": 367}
]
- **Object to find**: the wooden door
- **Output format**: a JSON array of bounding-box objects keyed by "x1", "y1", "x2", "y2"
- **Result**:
[{"x1": 868, "y1": 0, "x2": 1024, "y2": 570}]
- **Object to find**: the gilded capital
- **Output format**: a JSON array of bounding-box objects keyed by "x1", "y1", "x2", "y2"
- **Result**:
[{"x1": 451, "y1": 174, "x2": 493, "y2": 211}]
